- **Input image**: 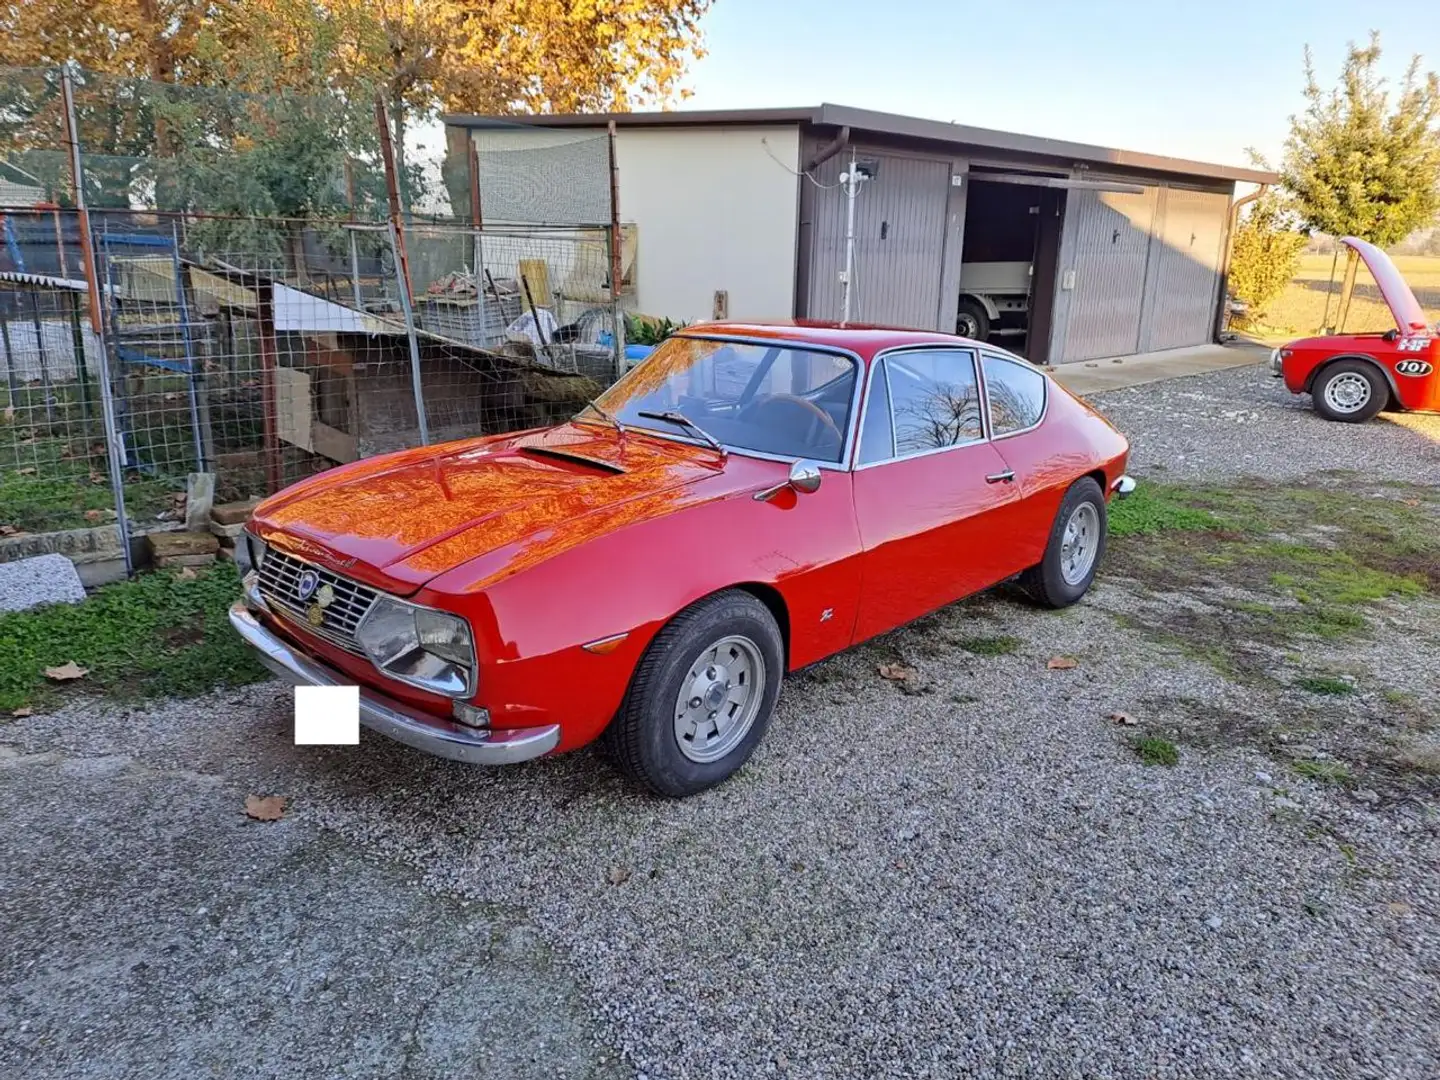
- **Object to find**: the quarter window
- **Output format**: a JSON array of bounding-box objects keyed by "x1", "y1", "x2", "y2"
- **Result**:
[
  {"x1": 982, "y1": 355, "x2": 1046, "y2": 435},
  {"x1": 884, "y1": 349, "x2": 983, "y2": 455},
  {"x1": 858, "y1": 362, "x2": 894, "y2": 464}
]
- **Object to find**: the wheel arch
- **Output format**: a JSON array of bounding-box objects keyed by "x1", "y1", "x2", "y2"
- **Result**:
[
  {"x1": 1303, "y1": 353, "x2": 1399, "y2": 406},
  {"x1": 723, "y1": 582, "x2": 791, "y2": 670},
  {"x1": 960, "y1": 292, "x2": 1000, "y2": 322}
]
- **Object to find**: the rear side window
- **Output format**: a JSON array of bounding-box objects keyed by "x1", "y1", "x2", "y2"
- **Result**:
[
  {"x1": 884, "y1": 349, "x2": 983, "y2": 455},
  {"x1": 982, "y1": 355, "x2": 1046, "y2": 435}
]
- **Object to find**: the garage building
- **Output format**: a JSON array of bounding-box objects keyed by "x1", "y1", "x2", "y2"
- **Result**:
[{"x1": 444, "y1": 104, "x2": 1277, "y2": 365}]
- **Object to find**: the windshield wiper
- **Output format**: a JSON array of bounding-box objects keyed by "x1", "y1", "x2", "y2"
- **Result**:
[
  {"x1": 637, "y1": 410, "x2": 726, "y2": 456},
  {"x1": 579, "y1": 399, "x2": 624, "y2": 436}
]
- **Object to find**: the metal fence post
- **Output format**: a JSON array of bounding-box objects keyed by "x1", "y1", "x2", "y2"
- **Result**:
[
  {"x1": 62, "y1": 66, "x2": 133, "y2": 576},
  {"x1": 386, "y1": 219, "x2": 430, "y2": 446},
  {"x1": 607, "y1": 121, "x2": 625, "y2": 381}
]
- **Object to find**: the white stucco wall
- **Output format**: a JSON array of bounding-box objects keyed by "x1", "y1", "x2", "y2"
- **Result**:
[{"x1": 469, "y1": 124, "x2": 802, "y2": 322}]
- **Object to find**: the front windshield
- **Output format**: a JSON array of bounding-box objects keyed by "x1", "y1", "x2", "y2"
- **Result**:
[{"x1": 584, "y1": 335, "x2": 858, "y2": 463}]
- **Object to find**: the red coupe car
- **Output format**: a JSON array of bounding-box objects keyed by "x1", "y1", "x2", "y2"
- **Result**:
[
  {"x1": 1272, "y1": 236, "x2": 1439, "y2": 422},
  {"x1": 230, "y1": 323, "x2": 1133, "y2": 796}
]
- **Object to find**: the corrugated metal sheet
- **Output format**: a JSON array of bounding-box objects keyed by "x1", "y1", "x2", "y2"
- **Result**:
[
  {"x1": 1057, "y1": 188, "x2": 1157, "y2": 362},
  {"x1": 807, "y1": 152, "x2": 950, "y2": 329},
  {"x1": 1139, "y1": 189, "x2": 1228, "y2": 351}
]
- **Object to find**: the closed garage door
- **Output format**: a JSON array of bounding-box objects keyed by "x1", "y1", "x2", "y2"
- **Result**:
[
  {"x1": 808, "y1": 153, "x2": 951, "y2": 330},
  {"x1": 1057, "y1": 188, "x2": 1158, "y2": 362},
  {"x1": 1140, "y1": 189, "x2": 1229, "y2": 352}
]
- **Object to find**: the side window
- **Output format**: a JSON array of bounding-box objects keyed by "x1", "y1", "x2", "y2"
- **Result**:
[
  {"x1": 982, "y1": 355, "x2": 1046, "y2": 435},
  {"x1": 885, "y1": 350, "x2": 983, "y2": 455},
  {"x1": 858, "y1": 362, "x2": 894, "y2": 464}
]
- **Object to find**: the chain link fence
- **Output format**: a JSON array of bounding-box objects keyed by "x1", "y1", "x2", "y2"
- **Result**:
[{"x1": 0, "y1": 65, "x2": 631, "y2": 572}]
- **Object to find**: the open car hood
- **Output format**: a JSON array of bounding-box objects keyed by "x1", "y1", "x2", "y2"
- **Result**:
[{"x1": 1342, "y1": 236, "x2": 1432, "y2": 333}]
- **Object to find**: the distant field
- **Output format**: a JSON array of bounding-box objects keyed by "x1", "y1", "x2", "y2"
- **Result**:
[{"x1": 1249, "y1": 253, "x2": 1440, "y2": 342}]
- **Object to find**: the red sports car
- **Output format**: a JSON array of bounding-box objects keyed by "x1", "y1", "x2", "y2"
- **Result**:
[
  {"x1": 1272, "y1": 236, "x2": 1439, "y2": 422},
  {"x1": 230, "y1": 323, "x2": 1133, "y2": 796}
]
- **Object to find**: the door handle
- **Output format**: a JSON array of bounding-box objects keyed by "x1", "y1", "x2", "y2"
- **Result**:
[{"x1": 985, "y1": 470, "x2": 1015, "y2": 484}]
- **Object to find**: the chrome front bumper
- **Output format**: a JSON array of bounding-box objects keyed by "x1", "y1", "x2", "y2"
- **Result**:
[{"x1": 228, "y1": 600, "x2": 560, "y2": 765}]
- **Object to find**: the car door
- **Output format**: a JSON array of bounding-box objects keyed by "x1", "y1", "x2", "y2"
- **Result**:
[
  {"x1": 851, "y1": 347, "x2": 1022, "y2": 641},
  {"x1": 978, "y1": 351, "x2": 1064, "y2": 575}
]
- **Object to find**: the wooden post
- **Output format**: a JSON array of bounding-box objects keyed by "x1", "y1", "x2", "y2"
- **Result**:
[
  {"x1": 60, "y1": 69, "x2": 104, "y2": 336},
  {"x1": 374, "y1": 96, "x2": 414, "y2": 300},
  {"x1": 255, "y1": 283, "x2": 283, "y2": 493},
  {"x1": 607, "y1": 121, "x2": 625, "y2": 378},
  {"x1": 468, "y1": 144, "x2": 483, "y2": 227}
]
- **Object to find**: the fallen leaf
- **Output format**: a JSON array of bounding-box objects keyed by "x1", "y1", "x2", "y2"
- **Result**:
[
  {"x1": 608, "y1": 865, "x2": 632, "y2": 885},
  {"x1": 84, "y1": 509, "x2": 104, "y2": 522},
  {"x1": 1047, "y1": 656, "x2": 1079, "y2": 670},
  {"x1": 2, "y1": 405, "x2": 13, "y2": 422},
  {"x1": 0, "y1": 524, "x2": 18, "y2": 536},
  {"x1": 11, "y1": 706, "x2": 32, "y2": 718},
  {"x1": 878, "y1": 663, "x2": 916, "y2": 682},
  {"x1": 1387, "y1": 901, "x2": 1414, "y2": 916},
  {"x1": 163, "y1": 392, "x2": 179, "y2": 402},
  {"x1": 1108, "y1": 711, "x2": 1140, "y2": 726},
  {"x1": 176, "y1": 566, "x2": 198, "y2": 580},
  {"x1": 244, "y1": 794, "x2": 288, "y2": 821},
  {"x1": 89, "y1": 470, "x2": 106, "y2": 484},
  {"x1": 16, "y1": 467, "x2": 36, "y2": 476},
  {"x1": 44, "y1": 661, "x2": 89, "y2": 681}
]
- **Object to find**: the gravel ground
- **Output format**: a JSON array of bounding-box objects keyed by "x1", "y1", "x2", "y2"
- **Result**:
[
  {"x1": 3, "y1": 360, "x2": 1438, "y2": 1079},
  {"x1": 1090, "y1": 361, "x2": 1440, "y2": 483}
]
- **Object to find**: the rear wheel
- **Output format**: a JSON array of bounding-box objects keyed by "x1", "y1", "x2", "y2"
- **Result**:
[
  {"x1": 1312, "y1": 360, "x2": 1386, "y2": 423},
  {"x1": 1020, "y1": 477, "x2": 1107, "y2": 609},
  {"x1": 956, "y1": 298, "x2": 991, "y2": 341},
  {"x1": 606, "y1": 590, "x2": 783, "y2": 797}
]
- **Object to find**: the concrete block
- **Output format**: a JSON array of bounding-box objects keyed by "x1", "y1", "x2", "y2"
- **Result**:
[
  {"x1": 211, "y1": 499, "x2": 261, "y2": 526},
  {"x1": 155, "y1": 553, "x2": 217, "y2": 569},
  {"x1": 209, "y1": 520, "x2": 247, "y2": 539},
  {"x1": 147, "y1": 531, "x2": 219, "y2": 559},
  {"x1": 216, "y1": 546, "x2": 237, "y2": 563},
  {"x1": 0, "y1": 524, "x2": 126, "y2": 567},
  {"x1": 0, "y1": 553, "x2": 87, "y2": 613}
]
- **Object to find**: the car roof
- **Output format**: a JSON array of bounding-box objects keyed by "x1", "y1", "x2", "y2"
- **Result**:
[{"x1": 678, "y1": 320, "x2": 987, "y2": 359}]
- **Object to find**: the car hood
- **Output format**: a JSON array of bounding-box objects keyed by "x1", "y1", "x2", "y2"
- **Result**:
[
  {"x1": 250, "y1": 424, "x2": 730, "y2": 594},
  {"x1": 1342, "y1": 236, "x2": 1432, "y2": 333}
]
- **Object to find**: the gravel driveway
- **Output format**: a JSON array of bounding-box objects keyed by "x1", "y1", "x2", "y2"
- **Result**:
[{"x1": 3, "y1": 360, "x2": 1437, "y2": 1079}]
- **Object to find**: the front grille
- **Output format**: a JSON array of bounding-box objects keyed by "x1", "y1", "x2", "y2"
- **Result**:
[{"x1": 257, "y1": 546, "x2": 378, "y2": 656}]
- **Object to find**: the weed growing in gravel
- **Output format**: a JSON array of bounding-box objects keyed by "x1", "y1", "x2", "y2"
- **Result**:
[
  {"x1": 1293, "y1": 759, "x2": 1353, "y2": 784},
  {"x1": 1296, "y1": 675, "x2": 1355, "y2": 696},
  {"x1": 956, "y1": 635, "x2": 1021, "y2": 657},
  {"x1": 1133, "y1": 736, "x2": 1180, "y2": 766},
  {"x1": 1109, "y1": 485, "x2": 1229, "y2": 536},
  {"x1": 0, "y1": 563, "x2": 266, "y2": 713}
]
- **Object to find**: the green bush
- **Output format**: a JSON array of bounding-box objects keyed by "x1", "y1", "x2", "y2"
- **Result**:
[{"x1": 1228, "y1": 192, "x2": 1307, "y2": 326}]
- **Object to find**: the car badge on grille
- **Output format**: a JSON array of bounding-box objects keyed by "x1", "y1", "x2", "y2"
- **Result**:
[{"x1": 295, "y1": 569, "x2": 321, "y2": 602}]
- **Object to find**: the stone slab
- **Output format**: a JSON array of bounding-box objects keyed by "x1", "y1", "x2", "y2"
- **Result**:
[
  {"x1": 0, "y1": 552, "x2": 87, "y2": 613},
  {"x1": 211, "y1": 499, "x2": 261, "y2": 526},
  {"x1": 147, "y1": 531, "x2": 219, "y2": 559},
  {"x1": 155, "y1": 553, "x2": 217, "y2": 569},
  {"x1": 209, "y1": 520, "x2": 247, "y2": 539},
  {"x1": 184, "y1": 473, "x2": 215, "y2": 532},
  {"x1": 0, "y1": 524, "x2": 126, "y2": 567}
]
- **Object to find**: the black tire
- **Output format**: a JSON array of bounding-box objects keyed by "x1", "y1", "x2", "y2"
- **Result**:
[
  {"x1": 956, "y1": 298, "x2": 991, "y2": 341},
  {"x1": 1019, "y1": 477, "x2": 1107, "y2": 609},
  {"x1": 1311, "y1": 360, "x2": 1387, "y2": 423},
  {"x1": 606, "y1": 590, "x2": 784, "y2": 797}
]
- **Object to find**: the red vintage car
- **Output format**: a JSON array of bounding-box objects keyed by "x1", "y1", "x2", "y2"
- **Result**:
[
  {"x1": 1272, "y1": 236, "x2": 1439, "y2": 421},
  {"x1": 230, "y1": 323, "x2": 1133, "y2": 796}
]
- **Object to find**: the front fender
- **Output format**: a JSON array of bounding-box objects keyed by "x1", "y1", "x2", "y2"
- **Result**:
[{"x1": 425, "y1": 462, "x2": 863, "y2": 751}]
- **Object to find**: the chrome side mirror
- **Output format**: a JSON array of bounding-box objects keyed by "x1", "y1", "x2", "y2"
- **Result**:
[{"x1": 753, "y1": 459, "x2": 824, "y2": 502}]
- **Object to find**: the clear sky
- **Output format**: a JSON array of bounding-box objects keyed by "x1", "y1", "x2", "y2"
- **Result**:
[{"x1": 678, "y1": 0, "x2": 1440, "y2": 169}]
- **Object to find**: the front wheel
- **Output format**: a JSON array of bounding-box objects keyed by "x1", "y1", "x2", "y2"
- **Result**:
[
  {"x1": 606, "y1": 590, "x2": 784, "y2": 797},
  {"x1": 956, "y1": 298, "x2": 991, "y2": 341},
  {"x1": 1312, "y1": 360, "x2": 1386, "y2": 423},
  {"x1": 1020, "y1": 477, "x2": 1107, "y2": 608}
]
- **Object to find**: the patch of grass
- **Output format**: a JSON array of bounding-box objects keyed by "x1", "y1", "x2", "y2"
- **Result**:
[
  {"x1": 1132, "y1": 736, "x2": 1180, "y2": 767},
  {"x1": 949, "y1": 692, "x2": 979, "y2": 705},
  {"x1": 956, "y1": 634, "x2": 1021, "y2": 657},
  {"x1": 1280, "y1": 606, "x2": 1367, "y2": 640},
  {"x1": 1296, "y1": 675, "x2": 1356, "y2": 697},
  {"x1": 0, "y1": 563, "x2": 266, "y2": 713},
  {"x1": 1109, "y1": 484, "x2": 1229, "y2": 537},
  {"x1": 1293, "y1": 759, "x2": 1353, "y2": 785}
]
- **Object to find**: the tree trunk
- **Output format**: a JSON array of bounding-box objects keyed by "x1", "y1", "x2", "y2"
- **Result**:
[{"x1": 1334, "y1": 247, "x2": 1359, "y2": 333}]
